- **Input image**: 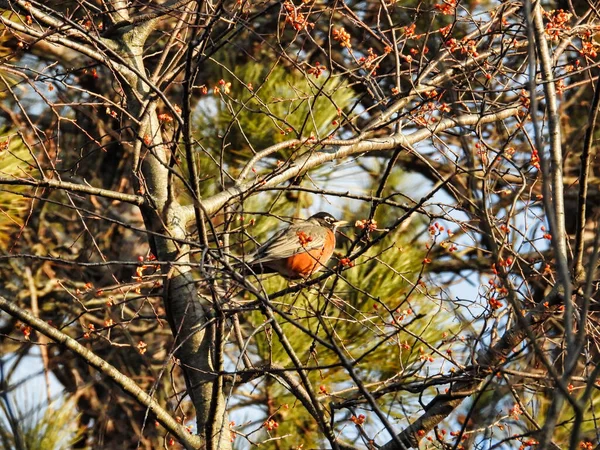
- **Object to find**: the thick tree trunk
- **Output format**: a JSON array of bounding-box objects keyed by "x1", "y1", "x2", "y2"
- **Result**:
[{"x1": 112, "y1": 23, "x2": 231, "y2": 450}]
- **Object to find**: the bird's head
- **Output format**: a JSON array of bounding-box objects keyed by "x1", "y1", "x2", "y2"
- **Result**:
[{"x1": 310, "y1": 212, "x2": 348, "y2": 230}]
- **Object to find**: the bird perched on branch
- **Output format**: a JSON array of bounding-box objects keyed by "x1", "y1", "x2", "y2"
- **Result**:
[{"x1": 246, "y1": 212, "x2": 347, "y2": 279}]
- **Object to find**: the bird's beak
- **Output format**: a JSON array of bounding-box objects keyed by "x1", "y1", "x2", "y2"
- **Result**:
[{"x1": 334, "y1": 220, "x2": 349, "y2": 228}]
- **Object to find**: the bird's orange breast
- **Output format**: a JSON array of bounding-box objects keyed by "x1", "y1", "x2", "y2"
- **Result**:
[{"x1": 283, "y1": 229, "x2": 335, "y2": 279}]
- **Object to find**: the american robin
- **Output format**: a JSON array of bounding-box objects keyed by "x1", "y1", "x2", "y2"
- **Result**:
[{"x1": 247, "y1": 212, "x2": 347, "y2": 279}]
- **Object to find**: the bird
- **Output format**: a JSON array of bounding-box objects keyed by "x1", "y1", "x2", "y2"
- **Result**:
[{"x1": 245, "y1": 212, "x2": 347, "y2": 279}]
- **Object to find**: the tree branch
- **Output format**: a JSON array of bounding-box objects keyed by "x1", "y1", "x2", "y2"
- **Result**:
[
  {"x1": 192, "y1": 106, "x2": 522, "y2": 220},
  {"x1": 0, "y1": 177, "x2": 145, "y2": 206},
  {"x1": 529, "y1": 3, "x2": 574, "y2": 446},
  {"x1": 0, "y1": 296, "x2": 202, "y2": 450},
  {"x1": 102, "y1": 0, "x2": 197, "y2": 37},
  {"x1": 573, "y1": 75, "x2": 600, "y2": 279},
  {"x1": 380, "y1": 308, "x2": 549, "y2": 449}
]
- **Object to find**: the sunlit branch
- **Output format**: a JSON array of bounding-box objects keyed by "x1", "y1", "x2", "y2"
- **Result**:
[
  {"x1": 0, "y1": 296, "x2": 202, "y2": 450},
  {"x1": 191, "y1": 107, "x2": 522, "y2": 221},
  {"x1": 0, "y1": 177, "x2": 145, "y2": 206}
]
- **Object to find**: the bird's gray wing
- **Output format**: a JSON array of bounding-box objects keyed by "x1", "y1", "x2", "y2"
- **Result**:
[{"x1": 250, "y1": 223, "x2": 328, "y2": 264}]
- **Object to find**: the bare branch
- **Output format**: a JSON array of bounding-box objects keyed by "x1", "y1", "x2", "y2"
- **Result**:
[
  {"x1": 0, "y1": 296, "x2": 202, "y2": 450},
  {"x1": 195, "y1": 107, "x2": 522, "y2": 219},
  {"x1": 0, "y1": 177, "x2": 145, "y2": 206}
]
